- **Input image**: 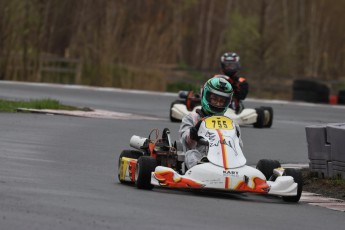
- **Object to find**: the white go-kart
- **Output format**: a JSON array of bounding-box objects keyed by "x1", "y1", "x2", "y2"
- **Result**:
[
  {"x1": 170, "y1": 91, "x2": 273, "y2": 128},
  {"x1": 118, "y1": 115, "x2": 303, "y2": 202}
]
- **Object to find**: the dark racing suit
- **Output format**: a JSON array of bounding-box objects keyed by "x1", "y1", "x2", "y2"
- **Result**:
[{"x1": 218, "y1": 74, "x2": 249, "y2": 114}]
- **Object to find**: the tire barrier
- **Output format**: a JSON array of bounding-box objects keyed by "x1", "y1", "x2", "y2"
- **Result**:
[
  {"x1": 338, "y1": 89, "x2": 345, "y2": 105},
  {"x1": 293, "y1": 79, "x2": 330, "y2": 103},
  {"x1": 306, "y1": 123, "x2": 345, "y2": 179}
]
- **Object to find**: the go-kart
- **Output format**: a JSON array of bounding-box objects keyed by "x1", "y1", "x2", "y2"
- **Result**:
[
  {"x1": 170, "y1": 91, "x2": 273, "y2": 128},
  {"x1": 118, "y1": 115, "x2": 303, "y2": 202}
]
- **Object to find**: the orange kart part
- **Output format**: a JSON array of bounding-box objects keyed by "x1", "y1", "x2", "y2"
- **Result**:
[
  {"x1": 235, "y1": 177, "x2": 270, "y2": 193},
  {"x1": 153, "y1": 170, "x2": 204, "y2": 188},
  {"x1": 186, "y1": 91, "x2": 201, "y2": 111}
]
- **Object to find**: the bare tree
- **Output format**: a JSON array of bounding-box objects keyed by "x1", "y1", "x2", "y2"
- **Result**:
[{"x1": 1, "y1": 0, "x2": 345, "y2": 96}]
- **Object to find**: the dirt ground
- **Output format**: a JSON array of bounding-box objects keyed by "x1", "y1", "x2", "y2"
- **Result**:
[{"x1": 301, "y1": 168, "x2": 345, "y2": 200}]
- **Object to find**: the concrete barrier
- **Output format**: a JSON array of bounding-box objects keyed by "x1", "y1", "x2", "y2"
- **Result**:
[
  {"x1": 305, "y1": 125, "x2": 332, "y2": 178},
  {"x1": 327, "y1": 123, "x2": 345, "y2": 178},
  {"x1": 306, "y1": 123, "x2": 345, "y2": 178}
]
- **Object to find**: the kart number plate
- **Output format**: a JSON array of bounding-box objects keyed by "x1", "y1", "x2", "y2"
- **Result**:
[{"x1": 204, "y1": 116, "x2": 234, "y2": 130}]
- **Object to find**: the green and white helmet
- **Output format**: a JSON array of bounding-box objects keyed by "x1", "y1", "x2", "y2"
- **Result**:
[{"x1": 201, "y1": 77, "x2": 233, "y2": 115}]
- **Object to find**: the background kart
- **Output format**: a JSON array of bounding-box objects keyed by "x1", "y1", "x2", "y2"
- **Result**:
[
  {"x1": 118, "y1": 117, "x2": 303, "y2": 203},
  {"x1": 170, "y1": 91, "x2": 273, "y2": 128}
]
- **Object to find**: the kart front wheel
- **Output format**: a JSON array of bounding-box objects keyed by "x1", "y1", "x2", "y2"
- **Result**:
[
  {"x1": 135, "y1": 156, "x2": 157, "y2": 190},
  {"x1": 256, "y1": 159, "x2": 281, "y2": 180},
  {"x1": 261, "y1": 106, "x2": 274, "y2": 128},
  {"x1": 169, "y1": 100, "x2": 184, "y2": 122},
  {"x1": 118, "y1": 150, "x2": 143, "y2": 183},
  {"x1": 253, "y1": 107, "x2": 265, "y2": 128},
  {"x1": 282, "y1": 168, "x2": 303, "y2": 203}
]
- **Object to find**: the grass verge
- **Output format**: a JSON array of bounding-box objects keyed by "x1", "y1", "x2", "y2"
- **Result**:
[
  {"x1": 302, "y1": 168, "x2": 345, "y2": 200},
  {"x1": 0, "y1": 98, "x2": 91, "y2": 112}
]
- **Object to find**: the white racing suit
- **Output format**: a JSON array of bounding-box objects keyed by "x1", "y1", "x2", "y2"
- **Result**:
[{"x1": 179, "y1": 110, "x2": 243, "y2": 169}]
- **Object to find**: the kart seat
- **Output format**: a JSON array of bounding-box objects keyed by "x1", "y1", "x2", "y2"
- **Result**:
[
  {"x1": 197, "y1": 156, "x2": 209, "y2": 164},
  {"x1": 174, "y1": 141, "x2": 185, "y2": 162}
]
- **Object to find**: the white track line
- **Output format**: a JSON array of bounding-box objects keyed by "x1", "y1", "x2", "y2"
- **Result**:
[{"x1": 16, "y1": 108, "x2": 161, "y2": 120}]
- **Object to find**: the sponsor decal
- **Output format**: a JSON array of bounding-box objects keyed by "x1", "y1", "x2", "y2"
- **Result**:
[
  {"x1": 119, "y1": 157, "x2": 130, "y2": 181},
  {"x1": 120, "y1": 157, "x2": 137, "y2": 182},
  {"x1": 204, "y1": 178, "x2": 223, "y2": 185},
  {"x1": 204, "y1": 116, "x2": 234, "y2": 130},
  {"x1": 223, "y1": 170, "x2": 239, "y2": 177}
]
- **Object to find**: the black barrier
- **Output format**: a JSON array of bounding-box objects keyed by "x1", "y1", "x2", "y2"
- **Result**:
[
  {"x1": 293, "y1": 79, "x2": 330, "y2": 103},
  {"x1": 338, "y1": 90, "x2": 345, "y2": 105}
]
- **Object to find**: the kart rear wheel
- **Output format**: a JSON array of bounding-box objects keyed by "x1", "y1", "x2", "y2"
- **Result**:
[
  {"x1": 256, "y1": 159, "x2": 281, "y2": 180},
  {"x1": 282, "y1": 168, "x2": 303, "y2": 203},
  {"x1": 253, "y1": 107, "x2": 265, "y2": 128},
  {"x1": 261, "y1": 106, "x2": 274, "y2": 128},
  {"x1": 118, "y1": 150, "x2": 143, "y2": 183},
  {"x1": 169, "y1": 100, "x2": 184, "y2": 122},
  {"x1": 135, "y1": 156, "x2": 157, "y2": 190}
]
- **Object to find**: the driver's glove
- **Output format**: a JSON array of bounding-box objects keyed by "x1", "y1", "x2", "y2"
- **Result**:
[
  {"x1": 189, "y1": 126, "x2": 198, "y2": 141},
  {"x1": 189, "y1": 120, "x2": 202, "y2": 141}
]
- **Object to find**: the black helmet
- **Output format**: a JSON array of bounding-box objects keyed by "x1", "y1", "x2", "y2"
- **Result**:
[{"x1": 220, "y1": 52, "x2": 241, "y2": 77}]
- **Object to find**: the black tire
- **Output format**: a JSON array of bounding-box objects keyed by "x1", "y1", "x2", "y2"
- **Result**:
[
  {"x1": 292, "y1": 79, "x2": 330, "y2": 103},
  {"x1": 118, "y1": 150, "x2": 143, "y2": 183},
  {"x1": 256, "y1": 159, "x2": 281, "y2": 180},
  {"x1": 253, "y1": 107, "x2": 265, "y2": 128},
  {"x1": 135, "y1": 156, "x2": 157, "y2": 190},
  {"x1": 261, "y1": 106, "x2": 274, "y2": 128},
  {"x1": 169, "y1": 100, "x2": 184, "y2": 122},
  {"x1": 293, "y1": 90, "x2": 316, "y2": 102},
  {"x1": 338, "y1": 90, "x2": 345, "y2": 105},
  {"x1": 282, "y1": 168, "x2": 303, "y2": 203},
  {"x1": 293, "y1": 79, "x2": 318, "y2": 90}
]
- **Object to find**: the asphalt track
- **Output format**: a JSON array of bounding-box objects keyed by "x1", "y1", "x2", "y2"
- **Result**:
[{"x1": 0, "y1": 81, "x2": 344, "y2": 230}]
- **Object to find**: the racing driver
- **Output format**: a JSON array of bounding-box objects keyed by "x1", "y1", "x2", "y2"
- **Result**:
[
  {"x1": 179, "y1": 77, "x2": 243, "y2": 169},
  {"x1": 219, "y1": 52, "x2": 249, "y2": 114}
]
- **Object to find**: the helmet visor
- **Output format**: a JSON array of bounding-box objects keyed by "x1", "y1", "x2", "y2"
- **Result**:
[
  {"x1": 206, "y1": 90, "x2": 231, "y2": 109},
  {"x1": 223, "y1": 62, "x2": 238, "y2": 71}
]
